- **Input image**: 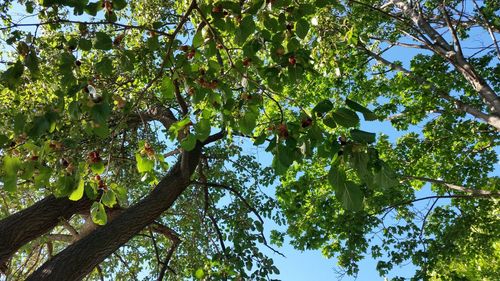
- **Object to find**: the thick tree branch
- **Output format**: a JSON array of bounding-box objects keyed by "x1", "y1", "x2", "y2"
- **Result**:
[
  {"x1": 387, "y1": 0, "x2": 500, "y2": 113},
  {"x1": 361, "y1": 45, "x2": 500, "y2": 130},
  {"x1": 26, "y1": 144, "x2": 202, "y2": 280},
  {"x1": 0, "y1": 196, "x2": 91, "y2": 273},
  {"x1": 404, "y1": 176, "x2": 500, "y2": 197}
]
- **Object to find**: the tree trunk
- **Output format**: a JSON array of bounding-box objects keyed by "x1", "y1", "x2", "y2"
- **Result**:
[
  {"x1": 26, "y1": 147, "x2": 201, "y2": 281},
  {"x1": 0, "y1": 195, "x2": 91, "y2": 272}
]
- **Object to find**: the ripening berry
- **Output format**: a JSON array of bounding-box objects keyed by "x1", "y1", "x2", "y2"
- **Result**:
[
  {"x1": 277, "y1": 123, "x2": 289, "y2": 138},
  {"x1": 301, "y1": 118, "x2": 312, "y2": 128},
  {"x1": 212, "y1": 6, "x2": 222, "y2": 13}
]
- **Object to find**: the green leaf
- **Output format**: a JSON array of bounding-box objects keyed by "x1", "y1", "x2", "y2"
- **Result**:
[
  {"x1": 0, "y1": 134, "x2": 9, "y2": 148},
  {"x1": 113, "y1": 0, "x2": 127, "y2": 10},
  {"x1": 238, "y1": 110, "x2": 258, "y2": 135},
  {"x1": 195, "y1": 118, "x2": 211, "y2": 142},
  {"x1": 69, "y1": 178, "x2": 85, "y2": 201},
  {"x1": 349, "y1": 151, "x2": 371, "y2": 184},
  {"x1": 94, "y1": 32, "x2": 112, "y2": 50},
  {"x1": 93, "y1": 124, "x2": 110, "y2": 138},
  {"x1": 272, "y1": 155, "x2": 288, "y2": 175},
  {"x1": 90, "y1": 202, "x2": 107, "y2": 225},
  {"x1": 28, "y1": 116, "x2": 50, "y2": 138},
  {"x1": 295, "y1": 19, "x2": 310, "y2": 39},
  {"x1": 331, "y1": 108, "x2": 359, "y2": 127},
  {"x1": 336, "y1": 181, "x2": 363, "y2": 211},
  {"x1": 161, "y1": 77, "x2": 175, "y2": 99},
  {"x1": 350, "y1": 129, "x2": 376, "y2": 143},
  {"x1": 194, "y1": 268, "x2": 205, "y2": 279},
  {"x1": 328, "y1": 164, "x2": 346, "y2": 188},
  {"x1": 135, "y1": 153, "x2": 154, "y2": 173},
  {"x1": 90, "y1": 161, "x2": 105, "y2": 174},
  {"x1": 192, "y1": 30, "x2": 203, "y2": 48},
  {"x1": 180, "y1": 134, "x2": 197, "y2": 151},
  {"x1": 1, "y1": 61, "x2": 24, "y2": 89},
  {"x1": 169, "y1": 118, "x2": 192, "y2": 138},
  {"x1": 85, "y1": 183, "x2": 98, "y2": 200},
  {"x1": 96, "y1": 57, "x2": 113, "y2": 75},
  {"x1": 373, "y1": 162, "x2": 398, "y2": 190},
  {"x1": 90, "y1": 102, "x2": 111, "y2": 125},
  {"x1": 2, "y1": 156, "x2": 21, "y2": 192},
  {"x1": 277, "y1": 145, "x2": 294, "y2": 167},
  {"x1": 346, "y1": 99, "x2": 377, "y2": 121},
  {"x1": 25, "y1": 51, "x2": 40, "y2": 76},
  {"x1": 13, "y1": 113, "x2": 26, "y2": 134},
  {"x1": 110, "y1": 183, "x2": 127, "y2": 205},
  {"x1": 85, "y1": 2, "x2": 102, "y2": 16},
  {"x1": 246, "y1": 0, "x2": 265, "y2": 14},
  {"x1": 55, "y1": 174, "x2": 78, "y2": 198},
  {"x1": 236, "y1": 16, "x2": 256, "y2": 45},
  {"x1": 323, "y1": 113, "x2": 337, "y2": 128},
  {"x1": 146, "y1": 36, "x2": 160, "y2": 50},
  {"x1": 102, "y1": 190, "x2": 117, "y2": 208},
  {"x1": 313, "y1": 100, "x2": 333, "y2": 115},
  {"x1": 79, "y1": 38, "x2": 92, "y2": 51}
]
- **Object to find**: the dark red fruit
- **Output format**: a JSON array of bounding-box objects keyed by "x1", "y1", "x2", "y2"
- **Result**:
[
  {"x1": 212, "y1": 6, "x2": 222, "y2": 13},
  {"x1": 301, "y1": 118, "x2": 312, "y2": 128},
  {"x1": 277, "y1": 123, "x2": 289, "y2": 138}
]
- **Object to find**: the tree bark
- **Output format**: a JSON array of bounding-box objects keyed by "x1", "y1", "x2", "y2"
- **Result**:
[
  {"x1": 0, "y1": 195, "x2": 91, "y2": 272},
  {"x1": 26, "y1": 147, "x2": 201, "y2": 281}
]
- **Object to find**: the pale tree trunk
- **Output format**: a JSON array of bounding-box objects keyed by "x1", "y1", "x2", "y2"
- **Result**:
[{"x1": 390, "y1": 0, "x2": 500, "y2": 114}]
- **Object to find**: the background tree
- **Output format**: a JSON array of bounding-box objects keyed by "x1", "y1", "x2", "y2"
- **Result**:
[
  {"x1": 276, "y1": 0, "x2": 500, "y2": 279},
  {"x1": 0, "y1": 0, "x2": 498, "y2": 280}
]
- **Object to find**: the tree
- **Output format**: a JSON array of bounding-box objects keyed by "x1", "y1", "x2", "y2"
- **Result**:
[{"x1": 0, "y1": 0, "x2": 498, "y2": 280}]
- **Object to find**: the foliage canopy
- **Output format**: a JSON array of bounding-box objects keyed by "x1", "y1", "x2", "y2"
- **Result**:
[{"x1": 0, "y1": 0, "x2": 499, "y2": 280}]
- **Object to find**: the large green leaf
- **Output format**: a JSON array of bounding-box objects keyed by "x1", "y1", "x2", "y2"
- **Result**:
[
  {"x1": 238, "y1": 109, "x2": 258, "y2": 135},
  {"x1": 313, "y1": 99, "x2": 333, "y2": 115},
  {"x1": 102, "y1": 190, "x2": 117, "y2": 208},
  {"x1": 350, "y1": 129, "x2": 376, "y2": 143},
  {"x1": 295, "y1": 19, "x2": 310, "y2": 39},
  {"x1": 236, "y1": 16, "x2": 256, "y2": 45},
  {"x1": 346, "y1": 99, "x2": 378, "y2": 121},
  {"x1": 331, "y1": 108, "x2": 359, "y2": 127},
  {"x1": 373, "y1": 162, "x2": 398, "y2": 190},
  {"x1": 335, "y1": 181, "x2": 363, "y2": 211},
  {"x1": 69, "y1": 178, "x2": 85, "y2": 201},
  {"x1": 96, "y1": 57, "x2": 113, "y2": 76},
  {"x1": 328, "y1": 164, "x2": 346, "y2": 188},
  {"x1": 90, "y1": 161, "x2": 105, "y2": 174},
  {"x1": 113, "y1": 0, "x2": 127, "y2": 10},
  {"x1": 135, "y1": 153, "x2": 154, "y2": 173},
  {"x1": 195, "y1": 118, "x2": 211, "y2": 142},
  {"x1": 90, "y1": 102, "x2": 111, "y2": 125},
  {"x1": 180, "y1": 134, "x2": 197, "y2": 151},
  {"x1": 161, "y1": 77, "x2": 175, "y2": 99},
  {"x1": 90, "y1": 202, "x2": 107, "y2": 225},
  {"x1": 94, "y1": 32, "x2": 112, "y2": 50},
  {"x1": 1, "y1": 61, "x2": 24, "y2": 89},
  {"x1": 79, "y1": 38, "x2": 92, "y2": 51},
  {"x1": 2, "y1": 156, "x2": 21, "y2": 192}
]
